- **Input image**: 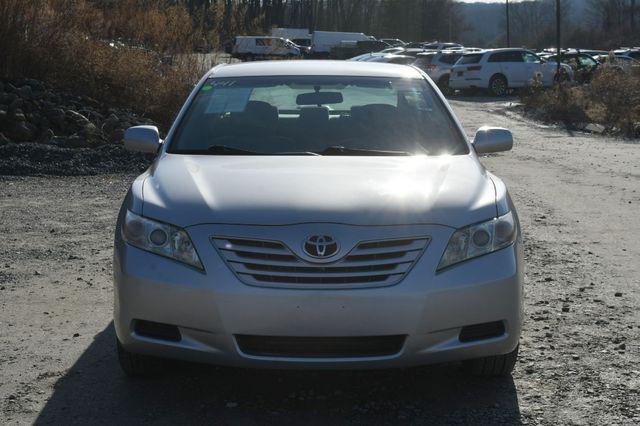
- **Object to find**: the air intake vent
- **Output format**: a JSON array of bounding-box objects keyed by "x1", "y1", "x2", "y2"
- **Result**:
[
  {"x1": 459, "y1": 321, "x2": 505, "y2": 343},
  {"x1": 235, "y1": 335, "x2": 406, "y2": 358},
  {"x1": 212, "y1": 236, "x2": 430, "y2": 289},
  {"x1": 134, "y1": 320, "x2": 181, "y2": 342}
]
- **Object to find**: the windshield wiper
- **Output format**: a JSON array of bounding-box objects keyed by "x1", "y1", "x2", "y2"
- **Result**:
[
  {"x1": 315, "y1": 146, "x2": 412, "y2": 156},
  {"x1": 206, "y1": 145, "x2": 264, "y2": 155}
]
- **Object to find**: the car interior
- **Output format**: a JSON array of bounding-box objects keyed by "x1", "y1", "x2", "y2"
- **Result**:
[{"x1": 174, "y1": 96, "x2": 467, "y2": 155}]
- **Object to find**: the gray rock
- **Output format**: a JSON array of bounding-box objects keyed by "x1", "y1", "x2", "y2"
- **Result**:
[
  {"x1": 0, "y1": 93, "x2": 17, "y2": 105},
  {"x1": 38, "y1": 129, "x2": 55, "y2": 144},
  {"x1": 8, "y1": 98, "x2": 23, "y2": 112},
  {"x1": 109, "y1": 128, "x2": 125, "y2": 143},
  {"x1": 585, "y1": 123, "x2": 606, "y2": 134},
  {"x1": 10, "y1": 121, "x2": 37, "y2": 142},
  {"x1": 29, "y1": 114, "x2": 50, "y2": 131},
  {"x1": 45, "y1": 108, "x2": 66, "y2": 129},
  {"x1": 64, "y1": 134, "x2": 89, "y2": 148},
  {"x1": 17, "y1": 85, "x2": 33, "y2": 100},
  {"x1": 65, "y1": 110, "x2": 90, "y2": 126},
  {"x1": 102, "y1": 114, "x2": 120, "y2": 133},
  {"x1": 24, "y1": 79, "x2": 44, "y2": 91},
  {"x1": 81, "y1": 122, "x2": 102, "y2": 146},
  {"x1": 0, "y1": 132, "x2": 10, "y2": 145},
  {"x1": 12, "y1": 109, "x2": 26, "y2": 122}
]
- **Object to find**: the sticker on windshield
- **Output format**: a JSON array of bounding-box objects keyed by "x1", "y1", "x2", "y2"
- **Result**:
[{"x1": 205, "y1": 87, "x2": 253, "y2": 114}]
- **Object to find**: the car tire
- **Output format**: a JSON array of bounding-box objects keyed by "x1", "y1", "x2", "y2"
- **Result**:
[
  {"x1": 117, "y1": 338, "x2": 164, "y2": 377},
  {"x1": 463, "y1": 344, "x2": 519, "y2": 377},
  {"x1": 489, "y1": 75, "x2": 508, "y2": 96}
]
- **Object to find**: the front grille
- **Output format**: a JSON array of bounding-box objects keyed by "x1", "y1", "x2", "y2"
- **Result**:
[
  {"x1": 212, "y1": 236, "x2": 430, "y2": 288},
  {"x1": 235, "y1": 335, "x2": 406, "y2": 358}
]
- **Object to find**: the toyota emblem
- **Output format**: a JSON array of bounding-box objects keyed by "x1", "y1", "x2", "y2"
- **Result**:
[{"x1": 303, "y1": 235, "x2": 338, "y2": 258}]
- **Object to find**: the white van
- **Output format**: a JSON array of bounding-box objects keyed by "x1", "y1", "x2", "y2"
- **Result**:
[
  {"x1": 232, "y1": 36, "x2": 301, "y2": 60},
  {"x1": 270, "y1": 27, "x2": 311, "y2": 41},
  {"x1": 311, "y1": 31, "x2": 374, "y2": 55}
]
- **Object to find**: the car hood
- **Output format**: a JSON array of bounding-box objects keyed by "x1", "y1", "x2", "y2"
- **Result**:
[{"x1": 141, "y1": 154, "x2": 498, "y2": 228}]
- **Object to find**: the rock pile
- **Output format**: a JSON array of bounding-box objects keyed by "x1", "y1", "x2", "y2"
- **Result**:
[{"x1": 0, "y1": 78, "x2": 156, "y2": 175}]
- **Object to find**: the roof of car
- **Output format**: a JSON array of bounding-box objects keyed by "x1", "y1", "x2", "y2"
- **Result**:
[{"x1": 209, "y1": 60, "x2": 424, "y2": 78}]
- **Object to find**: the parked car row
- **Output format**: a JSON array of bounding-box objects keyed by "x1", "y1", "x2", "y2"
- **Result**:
[
  {"x1": 231, "y1": 29, "x2": 476, "y2": 61},
  {"x1": 350, "y1": 47, "x2": 573, "y2": 96},
  {"x1": 230, "y1": 29, "x2": 639, "y2": 97}
]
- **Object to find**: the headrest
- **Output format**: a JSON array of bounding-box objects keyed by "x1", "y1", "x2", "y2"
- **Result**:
[
  {"x1": 299, "y1": 107, "x2": 329, "y2": 125},
  {"x1": 243, "y1": 101, "x2": 278, "y2": 124},
  {"x1": 351, "y1": 104, "x2": 398, "y2": 122}
]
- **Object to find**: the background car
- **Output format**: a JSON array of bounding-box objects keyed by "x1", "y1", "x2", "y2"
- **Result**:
[
  {"x1": 540, "y1": 51, "x2": 600, "y2": 83},
  {"x1": 421, "y1": 42, "x2": 464, "y2": 51},
  {"x1": 379, "y1": 46, "x2": 407, "y2": 55},
  {"x1": 413, "y1": 50, "x2": 465, "y2": 93},
  {"x1": 596, "y1": 54, "x2": 640, "y2": 72},
  {"x1": 450, "y1": 48, "x2": 573, "y2": 96},
  {"x1": 232, "y1": 36, "x2": 301, "y2": 60},
  {"x1": 330, "y1": 39, "x2": 390, "y2": 59},
  {"x1": 404, "y1": 41, "x2": 464, "y2": 51},
  {"x1": 363, "y1": 54, "x2": 416, "y2": 64},
  {"x1": 614, "y1": 48, "x2": 640, "y2": 60},
  {"x1": 380, "y1": 38, "x2": 406, "y2": 47}
]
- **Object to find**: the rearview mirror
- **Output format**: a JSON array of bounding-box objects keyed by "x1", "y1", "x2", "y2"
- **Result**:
[
  {"x1": 472, "y1": 126, "x2": 513, "y2": 154},
  {"x1": 124, "y1": 125, "x2": 161, "y2": 154}
]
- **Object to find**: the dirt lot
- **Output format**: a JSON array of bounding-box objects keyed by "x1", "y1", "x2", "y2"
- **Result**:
[{"x1": 1, "y1": 98, "x2": 639, "y2": 425}]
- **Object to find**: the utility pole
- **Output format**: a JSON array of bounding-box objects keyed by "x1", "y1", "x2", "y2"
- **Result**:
[
  {"x1": 506, "y1": 0, "x2": 510, "y2": 47},
  {"x1": 556, "y1": 0, "x2": 561, "y2": 84}
]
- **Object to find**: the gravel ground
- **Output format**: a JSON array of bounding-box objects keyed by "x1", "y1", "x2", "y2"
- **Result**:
[{"x1": 1, "y1": 98, "x2": 639, "y2": 425}]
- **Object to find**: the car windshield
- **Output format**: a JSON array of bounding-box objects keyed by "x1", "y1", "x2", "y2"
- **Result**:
[{"x1": 169, "y1": 75, "x2": 468, "y2": 156}]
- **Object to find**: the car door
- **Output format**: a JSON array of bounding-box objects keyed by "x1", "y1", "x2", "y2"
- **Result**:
[
  {"x1": 490, "y1": 51, "x2": 527, "y2": 86},
  {"x1": 254, "y1": 38, "x2": 268, "y2": 55},
  {"x1": 272, "y1": 38, "x2": 289, "y2": 56}
]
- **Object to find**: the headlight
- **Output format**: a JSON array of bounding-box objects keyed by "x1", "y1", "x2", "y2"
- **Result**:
[
  {"x1": 437, "y1": 211, "x2": 517, "y2": 271},
  {"x1": 122, "y1": 210, "x2": 203, "y2": 270}
]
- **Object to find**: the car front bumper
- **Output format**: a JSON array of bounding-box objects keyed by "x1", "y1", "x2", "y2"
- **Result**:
[{"x1": 114, "y1": 223, "x2": 524, "y2": 369}]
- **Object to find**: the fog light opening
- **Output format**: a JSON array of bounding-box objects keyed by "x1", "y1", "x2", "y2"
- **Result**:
[
  {"x1": 134, "y1": 320, "x2": 181, "y2": 342},
  {"x1": 459, "y1": 321, "x2": 505, "y2": 343}
]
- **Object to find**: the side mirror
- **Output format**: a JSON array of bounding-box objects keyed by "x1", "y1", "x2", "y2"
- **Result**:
[
  {"x1": 124, "y1": 125, "x2": 161, "y2": 154},
  {"x1": 472, "y1": 126, "x2": 513, "y2": 154}
]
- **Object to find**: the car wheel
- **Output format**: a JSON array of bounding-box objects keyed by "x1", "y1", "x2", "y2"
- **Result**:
[
  {"x1": 489, "y1": 75, "x2": 508, "y2": 96},
  {"x1": 463, "y1": 344, "x2": 519, "y2": 377},
  {"x1": 117, "y1": 338, "x2": 164, "y2": 377},
  {"x1": 438, "y1": 75, "x2": 453, "y2": 95}
]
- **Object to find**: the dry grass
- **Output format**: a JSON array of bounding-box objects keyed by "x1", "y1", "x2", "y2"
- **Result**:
[
  {"x1": 0, "y1": 0, "x2": 258, "y2": 128},
  {"x1": 521, "y1": 68, "x2": 640, "y2": 138}
]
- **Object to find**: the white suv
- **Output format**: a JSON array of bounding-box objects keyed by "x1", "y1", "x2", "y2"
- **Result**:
[
  {"x1": 449, "y1": 48, "x2": 573, "y2": 96},
  {"x1": 413, "y1": 51, "x2": 464, "y2": 93}
]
